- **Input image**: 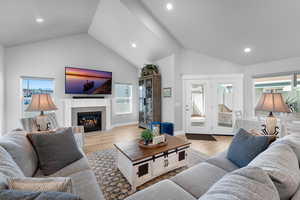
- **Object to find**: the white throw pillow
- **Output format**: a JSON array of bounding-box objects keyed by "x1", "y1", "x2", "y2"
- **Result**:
[
  {"x1": 248, "y1": 143, "x2": 300, "y2": 200},
  {"x1": 199, "y1": 167, "x2": 280, "y2": 200}
]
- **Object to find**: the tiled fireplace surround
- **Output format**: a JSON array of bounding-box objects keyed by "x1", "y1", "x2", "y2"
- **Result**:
[{"x1": 62, "y1": 99, "x2": 111, "y2": 132}]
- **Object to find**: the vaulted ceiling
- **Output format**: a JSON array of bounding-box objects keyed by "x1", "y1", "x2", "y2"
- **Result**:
[
  {"x1": 0, "y1": 0, "x2": 99, "y2": 47},
  {"x1": 1, "y1": 0, "x2": 300, "y2": 66},
  {"x1": 142, "y1": 0, "x2": 300, "y2": 65}
]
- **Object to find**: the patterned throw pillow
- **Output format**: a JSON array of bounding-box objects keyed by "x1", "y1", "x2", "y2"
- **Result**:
[{"x1": 7, "y1": 177, "x2": 73, "y2": 194}]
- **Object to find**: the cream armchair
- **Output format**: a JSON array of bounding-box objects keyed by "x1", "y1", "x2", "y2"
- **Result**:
[{"x1": 20, "y1": 113, "x2": 85, "y2": 148}]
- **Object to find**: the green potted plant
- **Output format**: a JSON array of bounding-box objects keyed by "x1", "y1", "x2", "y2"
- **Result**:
[
  {"x1": 141, "y1": 64, "x2": 159, "y2": 77},
  {"x1": 141, "y1": 129, "x2": 153, "y2": 145}
]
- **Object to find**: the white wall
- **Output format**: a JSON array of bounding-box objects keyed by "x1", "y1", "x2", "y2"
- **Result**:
[
  {"x1": 4, "y1": 34, "x2": 139, "y2": 132},
  {"x1": 243, "y1": 57, "x2": 300, "y2": 119},
  {"x1": 0, "y1": 45, "x2": 4, "y2": 134},
  {"x1": 174, "y1": 49, "x2": 243, "y2": 131},
  {"x1": 155, "y1": 54, "x2": 175, "y2": 123}
]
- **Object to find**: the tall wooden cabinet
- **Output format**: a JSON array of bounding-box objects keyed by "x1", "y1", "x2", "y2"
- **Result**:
[{"x1": 139, "y1": 74, "x2": 161, "y2": 128}]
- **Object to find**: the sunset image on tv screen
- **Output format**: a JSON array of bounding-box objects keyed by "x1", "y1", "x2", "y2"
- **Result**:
[{"x1": 65, "y1": 67, "x2": 112, "y2": 94}]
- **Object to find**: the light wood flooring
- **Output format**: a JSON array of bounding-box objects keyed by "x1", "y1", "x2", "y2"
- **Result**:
[{"x1": 84, "y1": 124, "x2": 232, "y2": 156}]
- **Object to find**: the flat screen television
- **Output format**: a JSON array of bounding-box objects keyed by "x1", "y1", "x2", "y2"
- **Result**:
[{"x1": 65, "y1": 67, "x2": 112, "y2": 95}]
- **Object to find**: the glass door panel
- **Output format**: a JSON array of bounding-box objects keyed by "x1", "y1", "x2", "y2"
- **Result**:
[
  {"x1": 185, "y1": 80, "x2": 210, "y2": 133},
  {"x1": 217, "y1": 84, "x2": 233, "y2": 128},
  {"x1": 190, "y1": 84, "x2": 206, "y2": 128}
]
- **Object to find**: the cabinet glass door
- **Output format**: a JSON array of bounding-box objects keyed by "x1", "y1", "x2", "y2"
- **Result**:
[
  {"x1": 139, "y1": 80, "x2": 146, "y2": 127},
  {"x1": 145, "y1": 79, "x2": 153, "y2": 125}
]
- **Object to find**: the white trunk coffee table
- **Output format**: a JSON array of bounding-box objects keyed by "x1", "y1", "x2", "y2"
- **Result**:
[{"x1": 114, "y1": 135, "x2": 191, "y2": 191}]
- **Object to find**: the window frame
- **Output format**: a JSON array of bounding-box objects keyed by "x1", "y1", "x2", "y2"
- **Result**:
[
  {"x1": 20, "y1": 76, "x2": 55, "y2": 118},
  {"x1": 114, "y1": 83, "x2": 133, "y2": 115}
]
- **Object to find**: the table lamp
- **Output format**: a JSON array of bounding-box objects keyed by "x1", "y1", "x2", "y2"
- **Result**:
[
  {"x1": 26, "y1": 94, "x2": 57, "y2": 131},
  {"x1": 255, "y1": 92, "x2": 291, "y2": 135}
]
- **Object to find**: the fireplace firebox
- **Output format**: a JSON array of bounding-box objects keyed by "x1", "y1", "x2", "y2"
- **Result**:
[{"x1": 77, "y1": 111, "x2": 102, "y2": 132}]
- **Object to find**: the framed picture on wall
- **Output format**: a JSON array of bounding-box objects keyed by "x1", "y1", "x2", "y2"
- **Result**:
[{"x1": 163, "y1": 87, "x2": 172, "y2": 98}]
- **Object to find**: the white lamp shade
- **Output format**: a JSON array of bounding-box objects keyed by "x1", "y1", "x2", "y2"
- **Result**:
[
  {"x1": 255, "y1": 93, "x2": 290, "y2": 113},
  {"x1": 26, "y1": 94, "x2": 57, "y2": 112}
]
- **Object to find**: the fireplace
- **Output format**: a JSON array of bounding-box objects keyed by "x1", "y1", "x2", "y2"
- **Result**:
[{"x1": 77, "y1": 111, "x2": 102, "y2": 132}]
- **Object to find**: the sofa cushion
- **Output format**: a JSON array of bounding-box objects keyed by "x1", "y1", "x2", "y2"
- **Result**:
[
  {"x1": 125, "y1": 180, "x2": 196, "y2": 200},
  {"x1": 171, "y1": 162, "x2": 227, "y2": 198},
  {"x1": 227, "y1": 128, "x2": 269, "y2": 168},
  {"x1": 0, "y1": 146, "x2": 24, "y2": 189},
  {"x1": 292, "y1": 185, "x2": 300, "y2": 200},
  {"x1": 199, "y1": 167, "x2": 280, "y2": 200},
  {"x1": 8, "y1": 177, "x2": 73, "y2": 194},
  {"x1": 205, "y1": 151, "x2": 239, "y2": 172},
  {"x1": 272, "y1": 134, "x2": 300, "y2": 163},
  {"x1": 0, "y1": 190, "x2": 81, "y2": 200},
  {"x1": 34, "y1": 156, "x2": 90, "y2": 178},
  {"x1": 69, "y1": 170, "x2": 104, "y2": 200},
  {"x1": 0, "y1": 130, "x2": 38, "y2": 177},
  {"x1": 249, "y1": 143, "x2": 300, "y2": 200},
  {"x1": 0, "y1": 173, "x2": 7, "y2": 189},
  {"x1": 27, "y1": 128, "x2": 83, "y2": 176}
]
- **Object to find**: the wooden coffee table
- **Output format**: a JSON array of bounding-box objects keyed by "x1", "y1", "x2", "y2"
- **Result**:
[{"x1": 114, "y1": 135, "x2": 191, "y2": 191}]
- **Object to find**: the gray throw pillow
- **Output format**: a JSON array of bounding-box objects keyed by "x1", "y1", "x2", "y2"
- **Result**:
[
  {"x1": 7, "y1": 177, "x2": 73, "y2": 194},
  {"x1": 0, "y1": 190, "x2": 81, "y2": 200},
  {"x1": 227, "y1": 128, "x2": 269, "y2": 167},
  {"x1": 199, "y1": 167, "x2": 280, "y2": 200},
  {"x1": 248, "y1": 143, "x2": 300, "y2": 200},
  {"x1": 27, "y1": 128, "x2": 83, "y2": 176}
]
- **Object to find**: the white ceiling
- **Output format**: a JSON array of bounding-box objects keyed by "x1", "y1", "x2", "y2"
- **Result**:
[
  {"x1": 142, "y1": 0, "x2": 300, "y2": 65},
  {"x1": 89, "y1": 0, "x2": 180, "y2": 67},
  {"x1": 0, "y1": 0, "x2": 100, "y2": 47},
  {"x1": 1, "y1": 0, "x2": 300, "y2": 66}
]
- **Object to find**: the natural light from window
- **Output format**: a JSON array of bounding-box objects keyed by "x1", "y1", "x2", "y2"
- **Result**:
[
  {"x1": 115, "y1": 83, "x2": 133, "y2": 115},
  {"x1": 22, "y1": 77, "x2": 54, "y2": 118},
  {"x1": 254, "y1": 73, "x2": 300, "y2": 118}
]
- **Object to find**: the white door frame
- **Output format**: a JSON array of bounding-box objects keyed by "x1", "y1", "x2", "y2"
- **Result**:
[{"x1": 182, "y1": 74, "x2": 244, "y2": 135}]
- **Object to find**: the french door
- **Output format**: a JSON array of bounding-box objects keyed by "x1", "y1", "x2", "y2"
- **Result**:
[{"x1": 183, "y1": 75, "x2": 243, "y2": 135}]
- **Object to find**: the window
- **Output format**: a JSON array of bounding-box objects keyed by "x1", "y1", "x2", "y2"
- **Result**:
[
  {"x1": 253, "y1": 73, "x2": 300, "y2": 117},
  {"x1": 22, "y1": 77, "x2": 54, "y2": 118},
  {"x1": 115, "y1": 83, "x2": 133, "y2": 114}
]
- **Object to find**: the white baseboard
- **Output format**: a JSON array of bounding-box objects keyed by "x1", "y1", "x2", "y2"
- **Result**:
[
  {"x1": 111, "y1": 121, "x2": 138, "y2": 129},
  {"x1": 174, "y1": 130, "x2": 185, "y2": 136}
]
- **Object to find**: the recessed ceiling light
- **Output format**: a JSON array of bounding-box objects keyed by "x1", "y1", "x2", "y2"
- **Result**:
[
  {"x1": 244, "y1": 47, "x2": 252, "y2": 53},
  {"x1": 166, "y1": 3, "x2": 173, "y2": 10},
  {"x1": 35, "y1": 18, "x2": 44, "y2": 23},
  {"x1": 131, "y1": 43, "x2": 137, "y2": 48}
]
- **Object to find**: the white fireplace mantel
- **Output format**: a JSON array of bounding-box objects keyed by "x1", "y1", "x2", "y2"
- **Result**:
[{"x1": 62, "y1": 98, "x2": 111, "y2": 131}]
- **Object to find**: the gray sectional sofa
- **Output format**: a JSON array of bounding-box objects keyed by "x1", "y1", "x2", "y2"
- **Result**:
[
  {"x1": 126, "y1": 133, "x2": 300, "y2": 200},
  {"x1": 0, "y1": 130, "x2": 104, "y2": 200}
]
